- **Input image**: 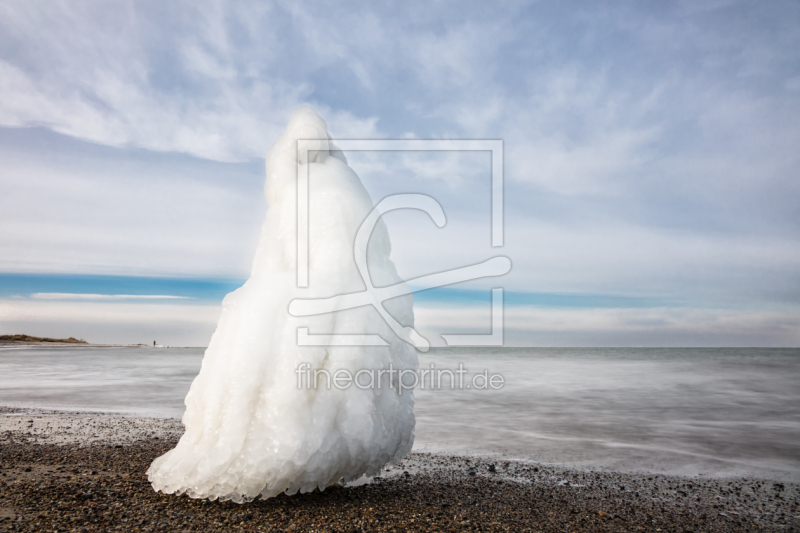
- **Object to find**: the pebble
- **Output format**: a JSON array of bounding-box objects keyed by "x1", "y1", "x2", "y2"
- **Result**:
[{"x1": 0, "y1": 408, "x2": 797, "y2": 532}]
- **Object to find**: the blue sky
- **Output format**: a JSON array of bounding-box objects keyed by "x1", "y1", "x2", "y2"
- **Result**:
[{"x1": 1, "y1": 1, "x2": 799, "y2": 346}]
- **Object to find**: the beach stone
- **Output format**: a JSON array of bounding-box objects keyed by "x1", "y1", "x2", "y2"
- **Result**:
[{"x1": 1, "y1": 408, "x2": 797, "y2": 532}]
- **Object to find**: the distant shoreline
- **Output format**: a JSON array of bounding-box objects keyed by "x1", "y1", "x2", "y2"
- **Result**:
[
  {"x1": 0, "y1": 342, "x2": 204, "y2": 348},
  {"x1": 0, "y1": 343, "x2": 114, "y2": 347},
  {"x1": 0, "y1": 336, "x2": 175, "y2": 348},
  {"x1": 0, "y1": 334, "x2": 87, "y2": 345}
]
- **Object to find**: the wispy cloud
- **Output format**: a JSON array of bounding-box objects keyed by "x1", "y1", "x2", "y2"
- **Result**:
[
  {"x1": 0, "y1": 299, "x2": 220, "y2": 346},
  {"x1": 30, "y1": 293, "x2": 192, "y2": 301},
  {"x1": 0, "y1": 1, "x2": 798, "y2": 345},
  {"x1": 416, "y1": 304, "x2": 800, "y2": 348},
  {"x1": 0, "y1": 2, "x2": 382, "y2": 161},
  {"x1": 3, "y1": 297, "x2": 797, "y2": 348}
]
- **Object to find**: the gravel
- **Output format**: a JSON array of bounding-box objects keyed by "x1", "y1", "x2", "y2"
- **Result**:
[{"x1": 1, "y1": 408, "x2": 797, "y2": 532}]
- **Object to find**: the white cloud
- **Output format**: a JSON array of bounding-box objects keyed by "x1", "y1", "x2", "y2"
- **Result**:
[
  {"x1": 3, "y1": 296, "x2": 797, "y2": 348},
  {"x1": 0, "y1": 299, "x2": 221, "y2": 346},
  {"x1": 378, "y1": 210, "x2": 800, "y2": 306},
  {"x1": 0, "y1": 0, "x2": 798, "y2": 346},
  {"x1": 0, "y1": 2, "x2": 382, "y2": 162},
  {"x1": 0, "y1": 132, "x2": 272, "y2": 277},
  {"x1": 30, "y1": 294, "x2": 192, "y2": 300},
  {"x1": 415, "y1": 304, "x2": 800, "y2": 347}
]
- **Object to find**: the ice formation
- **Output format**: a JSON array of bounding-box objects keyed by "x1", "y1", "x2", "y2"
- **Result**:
[{"x1": 147, "y1": 108, "x2": 418, "y2": 502}]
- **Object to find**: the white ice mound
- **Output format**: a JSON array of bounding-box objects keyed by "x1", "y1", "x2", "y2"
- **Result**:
[{"x1": 147, "y1": 108, "x2": 418, "y2": 502}]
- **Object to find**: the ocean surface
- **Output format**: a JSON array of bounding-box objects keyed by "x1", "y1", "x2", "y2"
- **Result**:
[{"x1": 1, "y1": 345, "x2": 798, "y2": 481}]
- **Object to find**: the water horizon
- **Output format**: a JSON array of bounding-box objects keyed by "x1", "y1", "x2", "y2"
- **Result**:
[{"x1": 1, "y1": 345, "x2": 798, "y2": 482}]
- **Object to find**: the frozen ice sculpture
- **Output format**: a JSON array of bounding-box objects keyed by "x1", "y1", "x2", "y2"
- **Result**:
[{"x1": 147, "y1": 108, "x2": 418, "y2": 502}]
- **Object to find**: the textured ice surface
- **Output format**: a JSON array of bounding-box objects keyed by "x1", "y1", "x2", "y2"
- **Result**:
[{"x1": 147, "y1": 108, "x2": 418, "y2": 502}]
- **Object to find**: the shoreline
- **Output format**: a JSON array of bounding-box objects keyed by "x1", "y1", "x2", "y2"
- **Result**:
[
  {"x1": 1, "y1": 407, "x2": 797, "y2": 531},
  {"x1": 0, "y1": 343, "x2": 191, "y2": 348}
]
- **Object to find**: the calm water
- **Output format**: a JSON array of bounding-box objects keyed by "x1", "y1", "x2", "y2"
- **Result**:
[{"x1": 1, "y1": 346, "x2": 798, "y2": 480}]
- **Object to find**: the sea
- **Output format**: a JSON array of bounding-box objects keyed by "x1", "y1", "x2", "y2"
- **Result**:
[{"x1": 1, "y1": 345, "x2": 798, "y2": 481}]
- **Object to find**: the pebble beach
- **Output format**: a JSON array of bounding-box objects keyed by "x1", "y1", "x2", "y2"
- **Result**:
[{"x1": 1, "y1": 407, "x2": 797, "y2": 532}]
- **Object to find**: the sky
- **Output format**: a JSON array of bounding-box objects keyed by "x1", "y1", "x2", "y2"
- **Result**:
[{"x1": 1, "y1": 0, "x2": 799, "y2": 346}]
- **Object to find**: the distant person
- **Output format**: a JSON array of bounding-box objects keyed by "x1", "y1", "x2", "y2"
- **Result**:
[{"x1": 153, "y1": 340, "x2": 156, "y2": 346}]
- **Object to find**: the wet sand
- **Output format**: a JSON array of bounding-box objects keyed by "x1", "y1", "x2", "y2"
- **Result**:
[{"x1": 1, "y1": 407, "x2": 797, "y2": 532}]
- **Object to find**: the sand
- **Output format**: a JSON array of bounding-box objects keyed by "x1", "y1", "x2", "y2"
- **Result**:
[{"x1": 1, "y1": 407, "x2": 797, "y2": 532}]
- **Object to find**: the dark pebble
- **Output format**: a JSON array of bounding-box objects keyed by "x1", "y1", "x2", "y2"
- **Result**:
[{"x1": 0, "y1": 433, "x2": 794, "y2": 533}]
